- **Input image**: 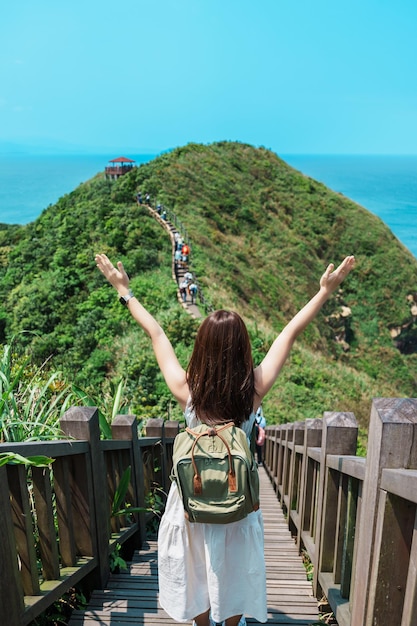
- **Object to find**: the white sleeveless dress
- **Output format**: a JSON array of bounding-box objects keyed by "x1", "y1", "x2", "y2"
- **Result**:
[{"x1": 157, "y1": 405, "x2": 268, "y2": 624}]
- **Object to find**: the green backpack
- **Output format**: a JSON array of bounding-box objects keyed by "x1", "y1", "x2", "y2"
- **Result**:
[{"x1": 171, "y1": 422, "x2": 260, "y2": 524}]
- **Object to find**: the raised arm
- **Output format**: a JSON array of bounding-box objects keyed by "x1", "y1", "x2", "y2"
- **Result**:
[
  {"x1": 254, "y1": 255, "x2": 355, "y2": 402},
  {"x1": 95, "y1": 254, "x2": 189, "y2": 409}
]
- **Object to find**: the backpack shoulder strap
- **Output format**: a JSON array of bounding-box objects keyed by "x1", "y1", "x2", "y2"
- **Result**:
[{"x1": 250, "y1": 421, "x2": 257, "y2": 456}]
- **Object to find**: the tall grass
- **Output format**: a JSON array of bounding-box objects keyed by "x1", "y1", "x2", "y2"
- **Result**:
[{"x1": 0, "y1": 339, "x2": 75, "y2": 442}]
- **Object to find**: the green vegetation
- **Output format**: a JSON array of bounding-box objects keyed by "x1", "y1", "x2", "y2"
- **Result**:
[
  {"x1": 0, "y1": 452, "x2": 54, "y2": 467},
  {"x1": 1, "y1": 141, "x2": 417, "y2": 446},
  {"x1": 0, "y1": 339, "x2": 74, "y2": 442},
  {"x1": 29, "y1": 587, "x2": 87, "y2": 626}
]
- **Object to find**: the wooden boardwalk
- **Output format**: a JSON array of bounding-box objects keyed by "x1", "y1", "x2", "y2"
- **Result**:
[{"x1": 68, "y1": 469, "x2": 319, "y2": 625}]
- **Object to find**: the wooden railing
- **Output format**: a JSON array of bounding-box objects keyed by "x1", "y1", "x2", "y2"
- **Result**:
[
  {"x1": 105, "y1": 165, "x2": 134, "y2": 178},
  {"x1": 263, "y1": 397, "x2": 417, "y2": 626},
  {"x1": 0, "y1": 407, "x2": 179, "y2": 626},
  {"x1": 4, "y1": 398, "x2": 417, "y2": 626}
]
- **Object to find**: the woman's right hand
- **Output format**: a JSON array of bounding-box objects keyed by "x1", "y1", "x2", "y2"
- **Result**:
[
  {"x1": 319, "y1": 255, "x2": 355, "y2": 296},
  {"x1": 95, "y1": 253, "x2": 130, "y2": 295}
]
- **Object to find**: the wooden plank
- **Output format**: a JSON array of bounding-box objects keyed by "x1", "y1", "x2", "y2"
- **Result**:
[
  {"x1": 32, "y1": 466, "x2": 60, "y2": 580},
  {"x1": 327, "y1": 454, "x2": 365, "y2": 481},
  {"x1": 340, "y1": 475, "x2": 358, "y2": 598},
  {"x1": 68, "y1": 468, "x2": 319, "y2": 625},
  {"x1": 7, "y1": 464, "x2": 40, "y2": 595},
  {"x1": 401, "y1": 509, "x2": 417, "y2": 626},
  {"x1": 53, "y1": 456, "x2": 77, "y2": 567},
  {"x1": 367, "y1": 491, "x2": 414, "y2": 625},
  {"x1": 381, "y1": 468, "x2": 417, "y2": 504},
  {"x1": 0, "y1": 465, "x2": 24, "y2": 625},
  {"x1": 23, "y1": 557, "x2": 96, "y2": 624}
]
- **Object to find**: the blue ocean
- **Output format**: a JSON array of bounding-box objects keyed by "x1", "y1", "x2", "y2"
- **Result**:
[
  {"x1": 0, "y1": 153, "x2": 416, "y2": 259},
  {"x1": 283, "y1": 154, "x2": 417, "y2": 259},
  {"x1": 0, "y1": 154, "x2": 154, "y2": 226}
]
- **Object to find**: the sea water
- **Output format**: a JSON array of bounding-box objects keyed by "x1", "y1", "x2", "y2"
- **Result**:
[
  {"x1": 284, "y1": 154, "x2": 417, "y2": 259},
  {"x1": 0, "y1": 154, "x2": 154, "y2": 225},
  {"x1": 0, "y1": 153, "x2": 416, "y2": 259}
]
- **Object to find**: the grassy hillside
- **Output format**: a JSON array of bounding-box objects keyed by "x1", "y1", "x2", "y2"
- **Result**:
[{"x1": 1, "y1": 142, "x2": 417, "y2": 446}]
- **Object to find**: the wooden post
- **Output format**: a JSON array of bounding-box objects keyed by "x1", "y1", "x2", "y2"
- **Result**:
[
  {"x1": 264, "y1": 425, "x2": 269, "y2": 471},
  {"x1": 161, "y1": 421, "x2": 179, "y2": 492},
  {"x1": 271, "y1": 426, "x2": 281, "y2": 489},
  {"x1": 7, "y1": 464, "x2": 40, "y2": 595},
  {"x1": 368, "y1": 491, "x2": 414, "y2": 625},
  {"x1": 350, "y1": 398, "x2": 417, "y2": 626},
  {"x1": 340, "y1": 474, "x2": 359, "y2": 600},
  {"x1": 297, "y1": 418, "x2": 322, "y2": 554},
  {"x1": 281, "y1": 423, "x2": 294, "y2": 508},
  {"x1": 0, "y1": 466, "x2": 25, "y2": 626},
  {"x1": 145, "y1": 418, "x2": 164, "y2": 437},
  {"x1": 32, "y1": 466, "x2": 61, "y2": 580},
  {"x1": 402, "y1": 506, "x2": 417, "y2": 626},
  {"x1": 163, "y1": 420, "x2": 180, "y2": 490},
  {"x1": 313, "y1": 411, "x2": 357, "y2": 596},
  {"x1": 276, "y1": 426, "x2": 286, "y2": 499},
  {"x1": 53, "y1": 456, "x2": 77, "y2": 567},
  {"x1": 60, "y1": 406, "x2": 110, "y2": 589},
  {"x1": 164, "y1": 420, "x2": 180, "y2": 439},
  {"x1": 112, "y1": 414, "x2": 146, "y2": 546},
  {"x1": 287, "y1": 421, "x2": 304, "y2": 532},
  {"x1": 267, "y1": 426, "x2": 274, "y2": 470},
  {"x1": 144, "y1": 417, "x2": 165, "y2": 503}
]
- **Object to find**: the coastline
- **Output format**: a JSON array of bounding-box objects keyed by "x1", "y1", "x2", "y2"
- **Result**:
[
  {"x1": 0, "y1": 153, "x2": 154, "y2": 226},
  {"x1": 1, "y1": 152, "x2": 416, "y2": 259}
]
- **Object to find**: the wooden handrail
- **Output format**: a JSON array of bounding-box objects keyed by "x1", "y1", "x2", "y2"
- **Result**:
[
  {"x1": 263, "y1": 398, "x2": 417, "y2": 626},
  {"x1": 4, "y1": 398, "x2": 417, "y2": 625},
  {"x1": 0, "y1": 407, "x2": 179, "y2": 626}
]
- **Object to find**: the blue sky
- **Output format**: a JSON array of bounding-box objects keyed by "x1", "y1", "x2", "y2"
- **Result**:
[{"x1": 2, "y1": 0, "x2": 417, "y2": 155}]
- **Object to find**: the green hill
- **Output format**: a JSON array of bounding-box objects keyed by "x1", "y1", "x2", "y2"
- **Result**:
[{"x1": 1, "y1": 141, "x2": 417, "y2": 445}]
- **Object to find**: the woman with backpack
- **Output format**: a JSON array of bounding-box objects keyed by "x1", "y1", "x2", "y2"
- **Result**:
[{"x1": 95, "y1": 252, "x2": 355, "y2": 626}]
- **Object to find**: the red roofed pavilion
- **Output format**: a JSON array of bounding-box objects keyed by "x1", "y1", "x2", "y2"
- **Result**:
[{"x1": 105, "y1": 156, "x2": 136, "y2": 179}]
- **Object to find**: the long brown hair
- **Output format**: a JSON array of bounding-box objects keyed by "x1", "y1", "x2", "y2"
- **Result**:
[{"x1": 187, "y1": 310, "x2": 255, "y2": 427}]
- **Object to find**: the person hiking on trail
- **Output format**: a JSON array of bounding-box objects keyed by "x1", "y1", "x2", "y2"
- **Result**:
[
  {"x1": 181, "y1": 243, "x2": 190, "y2": 267},
  {"x1": 174, "y1": 248, "x2": 182, "y2": 265},
  {"x1": 189, "y1": 281, "x2": 198, "y2": 304},
  {"x1": 184, "y1": 270, "x2": 193, "y2": 282},
  {"x1": 95, "y1": 252, "x2": 355, "y2": 626},
  {"x1": 179, "y1": 279, "x2": 189, "y2": 302}
]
